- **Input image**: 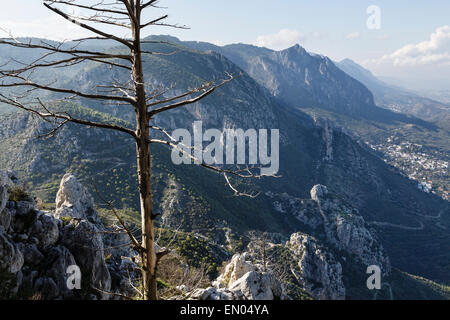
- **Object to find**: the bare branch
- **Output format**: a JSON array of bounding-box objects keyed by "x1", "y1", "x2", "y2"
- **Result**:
[
  {"x1": 223, "y1": 173, "x2": 260, "y2": 198},
  {"x1": 0, "y1": 94, "x2": 137, "y2": 138},
  {"x1": 0, "y1": 73, "x2": 136, "y2": 104},
  {"x1": 141, "y1": 0, "x2": 159, "y2": 10},
  {"x1": 141, "y1": 15, "x2": 168, "y2": 28},
  {"x1": 0, "y1": 39, "x2": 131, "y2": 61},
  {"x1": 33, "y1": 118, "x2": 70, "y2": 140},
  {"x1": 92, "y1": 285, "x2": 135, "y2": 300},
  {"x1": 156, "y1": 248, "x2": 170, "y2": 265},
  {"x1": 72, "y1": 15, "x2": 132, "y2": 29},
  {"x1": 44, "y1": 1, "x2": 129, "y2": 16},
  {"x1": 148, "y1": 74, "x2": 237, "y2": 117},
  {"x1": 91, "y1": 180, "x2": 143, "y2": 253},
  {"x1": 43, "y1": 2, "x2": 133, "y2": 49},
  {"x1": 149, "y1": 138, "x2": 267, "y2": 197},
  {"x1": 1, "y1": 55, "x2": 131, "y2": 75}
]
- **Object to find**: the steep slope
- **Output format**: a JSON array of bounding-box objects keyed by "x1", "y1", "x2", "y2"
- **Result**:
[
  {"x1": 175, "y1": 40, "x2": 378, "y2": 118},
  {"x1": 0, "y1": 39, "x2": 449, "y2": 290},
  {"x1": 336, "y1": 59, "x2": 450, "y2": 128},
  {"x1": 177, "y1": 38, "x2": 449, "y2": 202}
]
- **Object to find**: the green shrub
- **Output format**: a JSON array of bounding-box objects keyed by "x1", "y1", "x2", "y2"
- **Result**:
[{"x1": 8, "y1": 184, "x2": 30, "y2": 202}]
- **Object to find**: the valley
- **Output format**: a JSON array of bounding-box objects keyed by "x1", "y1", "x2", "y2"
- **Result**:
[{"x1": 0, "y1": 35, "x2": 449, "y2": 300}]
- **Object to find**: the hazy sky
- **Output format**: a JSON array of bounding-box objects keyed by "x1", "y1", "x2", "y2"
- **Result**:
[{"x1": 0, "y1": 0, "x2": 449, "y2": 91}]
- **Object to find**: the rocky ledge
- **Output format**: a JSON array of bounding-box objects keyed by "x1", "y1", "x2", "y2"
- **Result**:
[
  {"x1": 0, "y1": 171, "x2": 137, "y2": 300},
  {"x1": 186, "y1": 252, "x2": 289, "y2": 300},
  {"x1": 268, "y1": 184, "x2": 391, "y2": 276}
]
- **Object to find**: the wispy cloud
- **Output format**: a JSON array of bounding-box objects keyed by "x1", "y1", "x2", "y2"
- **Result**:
[
  {"x1": 369, "y1": 25, "x2": 450, "y2": 67},
  {"x1": 0, "y1": 15, "x2": 93, "y2": 41},
  {"x1": 255, "y1": 29, "x2": 307, "y2": 50},
  {"x1": 345, "y1": 31, "x2": 361, "y2": 40}
]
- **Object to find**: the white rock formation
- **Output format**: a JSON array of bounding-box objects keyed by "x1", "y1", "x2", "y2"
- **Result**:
[
  {"x1": 229, "y1": 271, "x2": 285, "y2": 300},
  {"x1": 288, "y1": 233, "x2": 345, "y2": 300},
  {"x1": 189, "y1": 252, "x2": 288, "y2": 300},
  {"x1": 55, "y1": 173, "x2": 99, "y2": 223},
  {"x1": 216, "y1": 252, "x2": 257, "y2": 287},
  {"x1": 310, "y1": 184, "x2": 391, "y2": 275},
  {"x1": 0, "y1": 171, "x2": 132, "y2": 300}
]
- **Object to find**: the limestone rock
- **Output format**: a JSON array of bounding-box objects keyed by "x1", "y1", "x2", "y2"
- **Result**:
[
  {"x1": 10, "y1": 203, "x2": 39, "y2": 234},
  {"x1": 55, "y1": 174, "x2": 99, "y2": 224},
  {"x1": 216, "y1": 253, "x2": 257, "y2": 287},
  {"x1": 16, "y1": 243, "x2": 44, "y2": 266},
  {"x1": 190, "y1": 252, "x2": 287, "y2": 301},
  {"x1": 43, "y1": 246, "x2": 77, "y2": 299},
  {"x1": 15, "y1": 200, "x2": 36, "y2": 216},
  {"x1": 30, "y1": 214, "x2": 59, "y2": 249},
  {"x1": 0, "y1": 171, "x2": 11, "y2": 214},
  {"x1": 288, "y1": 233, "x2": 345, "y2": 300},
  {"x1": 0, "y1": 171, "x2": 134, "y2": 299},
  {"x1": 266, "y1": 192, "x2": 322, "y2": 229},
  {"x1": 0, "y1": 231, "x2": 24, "y2": 273},
  {"x1": 0, "y1": 207, "x2": 12, "y2": 231},
  {"x1": 190, "y1": 287, "x2": 238, "y2": 300},
  {"x1": 61, "y1": 220, "x2": 111, "y2": 298},
  {"x1": 310, "y1": 184, "x2": 391, "y2": 275},
  {"x1": 229, "y1": 271, "x2": 285, "y2": 300},
  {"x1": 34, "y1": 277, "x2": 59, "y2": 300},
  {"x1": 310, "y1": 184, "x2": 329, "y2": 203}
]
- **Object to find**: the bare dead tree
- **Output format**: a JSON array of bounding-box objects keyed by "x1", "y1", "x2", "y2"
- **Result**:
[
  {"x1": 0, "y1": 0, "x2": 271, "y2": 300},
  {"x1": 247, "y1": 231, "x2": 269, "y2": 271},
  {"x1": 246, "y1": 233, "x2": 292, "y2": 288}
]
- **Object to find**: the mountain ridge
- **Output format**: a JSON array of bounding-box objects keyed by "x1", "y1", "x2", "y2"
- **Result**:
[{"x1": 0, "y1": 36, "x2": 449, "y2": 298}]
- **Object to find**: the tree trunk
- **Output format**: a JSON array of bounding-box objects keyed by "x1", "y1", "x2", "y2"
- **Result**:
[
  {"x1": 135, "y1": 77, "x2": 157, "y2": 299},
  {"x1": 130, "y1": 4, "x2": 157, "y2": 300},
  {"x1": 136, "y1": 129, "x2": 157, "y2": 300}
]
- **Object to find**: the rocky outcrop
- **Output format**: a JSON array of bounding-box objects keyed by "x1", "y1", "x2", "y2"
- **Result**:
[
  {"x1": 267, "y1": 184, "x2": 391, "y2": 281},
  {"x1": 0, "y1": 171, "x2": 136, "y2": 300},
  {"x1": 0, "y1": 171, "x2": 17, "y2": 230},
  {"x1": 322, "y1": 121, "x2": 334, "y2": 161},
  {"x1": 229, "y1": 271, "x2": 285, "y2": 300},
  {"x1": 189, "y1": 253, "x2": 288, "y2": 300},
  {"x1": 216, "y1": 252, "x2": 257, "y2": 287},
  {"x1": 210, "y1": 43, "x2": 377, "y2": 117},
  {"x1": 61, "y1": 219, "x2": 111, "y2": 299},
  {"x1": 55, "y1": 173, "x2": 99, "y2": 224},
  {"x1": 287, "y1": 233, "x2": 345, "y2": 300},
  {"x1": 310, "y1": 185, "x2": 391, "y2": 275},
  {"x1": 0, "y1": 232, "x2": 24, "y2": 274},
  {"x1": 263, "y1": 184, "x2": 391, "y2": 300},
  {"x1": 29, "y1": 214, "x2": 59, "y2": 249},
  {"x1": 265, "y1": 191, "x2": 323, "y2": 229},
  {"x1": 0, "y1": 171, "x2": 13, "y2": 215}
]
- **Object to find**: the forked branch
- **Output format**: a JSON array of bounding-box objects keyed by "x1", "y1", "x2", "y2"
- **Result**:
[
  {"x1": 147, "y1": 74, "x2": 237, "y2": 117},
  {"x1": 0, "y1": 94, "x2": 137, "y2": 138}
]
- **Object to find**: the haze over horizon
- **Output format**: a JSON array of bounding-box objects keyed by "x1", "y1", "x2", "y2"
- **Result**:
[{"x1": 0, "y1": 0, "x2": 449, "y2": 91}]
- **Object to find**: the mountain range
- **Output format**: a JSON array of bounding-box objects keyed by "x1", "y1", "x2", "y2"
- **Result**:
[{"x1": 0, "y1": 36, "x2": 449, "y2": 299}]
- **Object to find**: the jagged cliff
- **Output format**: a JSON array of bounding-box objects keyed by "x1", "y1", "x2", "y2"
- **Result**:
[
  {"x1": 0, "y1": 171, "x2": 137, "y2": 299},
  {"x1": 1, "y1": 171, "x2": 449, "y2": 300}
]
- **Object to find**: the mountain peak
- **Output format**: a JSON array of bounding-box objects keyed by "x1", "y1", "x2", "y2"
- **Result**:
[
  {"x1": 286, "y1": 43, "x2": 307, "y2": 54},
  {"x1": 339, "y1": 58, "x2": 357, "y2": 65},
  {"x1": 142, "y1": 34, "x2": 182, "y2": 44}
]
